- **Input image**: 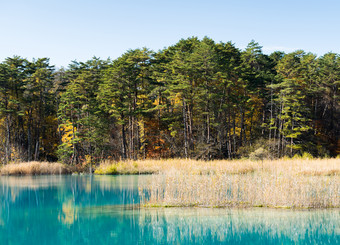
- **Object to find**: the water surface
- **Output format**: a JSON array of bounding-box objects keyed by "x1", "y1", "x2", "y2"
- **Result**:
[{"x1": 0, "y1": 175, "x2": 338, "y2": 244}]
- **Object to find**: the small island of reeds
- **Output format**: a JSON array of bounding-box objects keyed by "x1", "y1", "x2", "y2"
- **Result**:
[{"x1": 126, "y1": 158, "x2": 339, "y2": 209}]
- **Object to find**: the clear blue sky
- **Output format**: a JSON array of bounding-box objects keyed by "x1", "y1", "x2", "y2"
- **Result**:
[{"x1": 1, "y1": 0, "x2": 339, "y2": 68}]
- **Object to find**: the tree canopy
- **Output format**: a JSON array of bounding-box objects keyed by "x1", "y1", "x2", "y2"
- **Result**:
[{"x1": 0, "y1": 37, "x2": 339, "y2": 164}]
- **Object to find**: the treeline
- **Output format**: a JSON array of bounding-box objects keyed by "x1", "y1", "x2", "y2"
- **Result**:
[{"x1": 0, "y1": 37, "x2": 339, "y2": 164}]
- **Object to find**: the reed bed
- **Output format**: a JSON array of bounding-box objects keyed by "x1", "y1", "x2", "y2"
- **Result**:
[
  {"x1": 138, "y1": 158, "x2": 340, "y2": 209},
  {"x1": 94, "y1": 160, "x2": 162, "y2": 174},
  {"x1": 0, "y1": 161, "x2": 70, "y2": 175},
  {"x1": 95, "y1": 158, "x2": 339, "y2": 176},
  {"x1": 94, "y1": 158, "x2": 258, "y2": 175}
]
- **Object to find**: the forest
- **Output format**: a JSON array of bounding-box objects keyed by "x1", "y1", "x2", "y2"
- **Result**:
[{"x1": 0, "y1": 37, "x2": 339, "y2": 165}]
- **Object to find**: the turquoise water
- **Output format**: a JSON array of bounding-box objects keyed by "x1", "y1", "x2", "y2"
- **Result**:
[{"x1": 0, "y1": 175, "x2": 338, "y2": 244}]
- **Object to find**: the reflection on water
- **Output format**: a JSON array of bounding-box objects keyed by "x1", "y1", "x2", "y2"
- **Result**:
[
  {"x1": 0, "y1": 175, "x2": 338, "y2": 244},
  {"x1": 137, "y1": 208, "x2": 340, "y2": 244}
]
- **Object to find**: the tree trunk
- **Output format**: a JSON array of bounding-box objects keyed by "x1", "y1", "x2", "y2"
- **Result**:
[
  {"x1": 233, "y1": 115, "x2": 236, "y2": 158},
  {"x1": 5, "y1": 115, "x2": 11, "y2": 164},
  {"x1": 121, "y1": 115, "x2": 127, "y2": 160},
  {"x1": 183, "y1": 98, "x2": 188, "y2": 158}
]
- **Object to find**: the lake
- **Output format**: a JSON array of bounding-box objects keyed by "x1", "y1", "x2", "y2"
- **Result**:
[{"x1": 0, "y1": 175, "x2": 338, "y2": 244}]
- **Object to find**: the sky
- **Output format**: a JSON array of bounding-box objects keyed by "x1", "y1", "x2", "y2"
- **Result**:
[{"x1": 1, "y1": 0, "x2": 339, "y2": 68}]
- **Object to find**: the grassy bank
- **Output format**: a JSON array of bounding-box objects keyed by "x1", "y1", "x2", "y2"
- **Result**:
[
  {"x1": 94, "y1": 160, "x2": 161, "y2": 174},
  {"x1": 137, "y1": 158, "x2": 339, "y2": 209},
  {"x1": 0, "y1": 161, "x2": 71, "y2": 175},
  {"x1": 95, "y1": 158, "x2": 340, "y2": 175},
  {"x1": 94, "y1": 158, "x2": 263, "y2": 175}
]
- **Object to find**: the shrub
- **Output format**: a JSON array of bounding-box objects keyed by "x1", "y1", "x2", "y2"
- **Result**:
[
  {"x1": 249, "y1": 147, "x2": 269, "y2": 161},
  {"x1": 94, "y1": 164, "x2": 117, "y2": 175},
  {"x1": 238, "y1": 138, "x2": 276, "y2": 159}
]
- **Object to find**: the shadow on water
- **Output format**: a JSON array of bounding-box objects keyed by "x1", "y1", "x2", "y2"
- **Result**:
[{"x1": 0, "y1": 175, "x2": 338, "y2": 244}]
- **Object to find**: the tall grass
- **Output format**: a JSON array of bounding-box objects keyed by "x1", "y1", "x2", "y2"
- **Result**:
[
  {"x1": 0, "y1": 161, "x2": 70, "y2": 175},
  {"x1": 95, "y1": 158, "x2": 339, "y2": 175},
  {"x1": 138, "y1": 158, "x2": 340, "y2": 209},
  {"x1": 95, "y1": 159, "x2": 177, "y2": 174},
  {"x1": 94, "y1": 158, "x2": 259, "y2": 175}
]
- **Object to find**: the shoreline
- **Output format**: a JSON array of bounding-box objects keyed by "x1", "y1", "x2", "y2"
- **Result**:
[
  {"x1": 1, "y1": 158, "x2": 339, "y2": 176},
  {"x1": 1, "y1": 159, "x2": 339, "y2": 209}
]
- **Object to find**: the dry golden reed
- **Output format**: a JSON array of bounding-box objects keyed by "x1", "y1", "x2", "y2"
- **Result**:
[
  {"x1": 0, "y1": 161, "x2": 70, "y2": 175},
  {"x1": 138, "y1": 158, "x2": 340, "y2": 209},
  {"x1": 95, "y1": 158, "x2": 258, "y2": 175}
]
